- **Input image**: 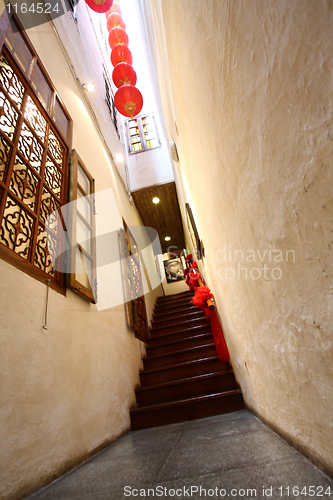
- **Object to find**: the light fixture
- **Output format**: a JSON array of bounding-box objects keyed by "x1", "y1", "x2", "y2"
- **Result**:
[
  {"x1": 165, "y1": 236, "x2": 171, "y2": 241},
  {"x1": 152, "y1": 197, "x2": 160, "y2": 204},
  {"x1": 115, "y1": 153, "x2": 123, "y2": 162},
  {"x1": 170, "y1": 141, "x2": 179, "y2": 162},
  {"x1": 82, "y1": 83, "x2": 95, "y2": 93}
]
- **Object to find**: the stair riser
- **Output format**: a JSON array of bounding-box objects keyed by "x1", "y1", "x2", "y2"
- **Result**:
[
  {"x1": 143, "y1": 345, "x2": 217, "y2": 370},
  {"x1": 151, "y1": 318, "x2": 207, "y2": 334},
  {"x1": 151, "y1": 320, "x2": 208, "y2": 336},
  {"x1": 146, "y1": 334, "x2": 214, "y2": 357},
  {"x1": 136, "y1": 373, "x2": 238, "y2": 406},
  {"x1": 148, "y1": 326, "x2": 212, "y2": 346},
  {"x1": 154, "y1": 298, "x2": 195, "y2": 311},
  {"x1": 152, "y1": 311, "x2": 204, "y2": 328},
  {"x1": 150, "y1": 324, "x2": 211, "y2": 341},
  {"x1": 153, "y1": 305, "x2": 198, "y2": 320},
  {"x1": 157, "y1": 291, "x2": 194, "y2": 303},
  {"x1": 140, "y1": 360, "x2": 230, "y2": 387},
  {"x1": 131, "y1": 393, "x2": 245, "y2": 430}
]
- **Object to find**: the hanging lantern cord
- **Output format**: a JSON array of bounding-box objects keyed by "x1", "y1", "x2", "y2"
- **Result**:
[{"x1": 43, "y1": 279, "x2": 51, "y2": 330}]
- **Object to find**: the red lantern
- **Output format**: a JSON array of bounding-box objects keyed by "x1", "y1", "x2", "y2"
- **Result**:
[
  {"x1": 108, "y1": 27, "x2": 129, "y2": 50},
  {"x1": 85, "y1": 0, "x2": 113, "y2": 14},
  {"x1": 112, "y1": 63, "x2": 137, "y2": 88},
  {"x1": 105, "y1": 2, "x2": 122, "y2": 17},
  {"x1": 114, "y1": 85, "x2": 143, "y2": 119},
  {"x1": 107, "y1": 12, "x2": 126, "y2": 31},
  {"x1": 111, "y1": 45, "x2": 133, "y2": 67}
]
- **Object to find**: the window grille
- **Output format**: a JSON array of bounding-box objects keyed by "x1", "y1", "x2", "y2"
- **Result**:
[
  {"x1": 103, "y1": 69, "x2": 120, "y2": 138},
  {"x1": 0, "y1": 15, "x2": 71, "y2": 293}
]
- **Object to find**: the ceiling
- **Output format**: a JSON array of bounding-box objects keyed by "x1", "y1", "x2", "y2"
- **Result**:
[{"x1": 131, "y1": 182, "x2": 185, "y2": 254}]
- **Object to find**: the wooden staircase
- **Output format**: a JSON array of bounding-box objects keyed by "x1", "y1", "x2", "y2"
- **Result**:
[{"x1": 130, "y1": 290, "x2": 245, "y2": 430}]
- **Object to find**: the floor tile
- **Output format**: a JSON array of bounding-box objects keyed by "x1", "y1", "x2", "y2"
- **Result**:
[{"x1": 27, "y1": 411, "x2": 333, "y2": 500}]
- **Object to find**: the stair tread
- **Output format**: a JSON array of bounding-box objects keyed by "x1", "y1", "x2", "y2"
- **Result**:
[
  {"x1": 132, "y1": 290, "x2": 243, "y2": 429},
  {"x1": 156, "y1": 298, "x2": 194, "y2": 306},
  {"x1": 152, "y1": 317, "x2": 207, "y2": 331},
  {"x1": 154, "y1": 303, "x2": 197, "y2": 312},
  {"x1": 145, "y1": 342, "x2": 215, "y2": 361},
  {"x1": 150, "y1": 323, "x2": 211, "y2": 339},
  {"x1": 154, "y1": 298, "x2": 195, "y2": 308},
  {"x1": 131, "y1": 389, "x2": 243, "y2": 413},
  {"x1": 147, "y1": 331, "x2": 213, "y2": 349},
  {"x1": 157, "y1": 291, "x2": 194, "y2": 300},
  {"x1": 136, "y1": 370, "x2": 234, "y2": 393},
  {"x1": 153, "y1": 310, "x2": 204, "y2": 324},
  {"x1": 140, "y1": 356, "x2": 225, "y2": 374}
]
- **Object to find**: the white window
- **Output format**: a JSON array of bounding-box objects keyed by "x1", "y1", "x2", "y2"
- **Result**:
[{"x1": 126, "y1": 115, "x2": 160, "y2": 154}]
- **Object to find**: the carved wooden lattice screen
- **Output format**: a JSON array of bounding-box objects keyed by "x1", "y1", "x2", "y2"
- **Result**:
[
  {"x1": 0, "y1": 20, "x2": 70, "y2": 292},
  {"x1": 121, "y1": 220, "x2": 149, "y2": 343}
]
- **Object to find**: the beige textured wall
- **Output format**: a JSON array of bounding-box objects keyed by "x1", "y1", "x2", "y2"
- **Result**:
[
  {"x1": 143, "y1": 0, "x2": 333, "y2": 474},
  {"x1": 0, "y1": 3, "x2": 161, "y2": 499}
]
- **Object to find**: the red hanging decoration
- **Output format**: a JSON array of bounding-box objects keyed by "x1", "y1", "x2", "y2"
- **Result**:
[
  {"x1": 111, "y1": 45, "x2": 133, "y2": 67},
  {"x1": 114, "y1": 85, "x2": 143, "y2": 119},
  {"x1": 112, "y1": 63, "x2": 137, "y2": 88},
  {"x1": 108, "y1": 27, "x2": 129, "y2": 50},
  {"x1": 185, "y1": 254, "x2": 193, "y2": 264},
  {"x1": 190, "y1": 286, "x2": 229, "y2": 362},
  {"x1": 187, "y1": 270, "x2": 201, "y2": 290},
  {"x1": 85, "y1": 0, "x2": 113, "y2": 14},
  {"x1": 106, "y1": 12, "x2": 126, "y2": 31},
  {"x1": 105, "y1": 2, "x2": 122, "y2": 17},
  {"x1": 191, "y1": 286, "x2": 213, "y2": 309}
]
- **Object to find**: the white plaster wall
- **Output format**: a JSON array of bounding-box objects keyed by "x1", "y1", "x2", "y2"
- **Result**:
[
  {"x1": 0, "y1": 3, "x2": 161, "y2": 498},
  {"x1": 141, "y1": 0, "x2": 333, "y2": 475}
]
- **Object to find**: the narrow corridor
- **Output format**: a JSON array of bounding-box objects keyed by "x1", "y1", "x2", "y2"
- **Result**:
[{"x1": 28, "y1": 410, "x2": 333, "y2": 499}]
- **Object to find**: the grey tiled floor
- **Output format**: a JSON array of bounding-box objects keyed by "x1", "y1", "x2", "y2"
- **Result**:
[{"x1": 28, "y1": 410, "x2": 333, "y2": 500}]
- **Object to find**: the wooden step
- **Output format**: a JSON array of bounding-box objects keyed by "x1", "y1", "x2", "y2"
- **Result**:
[
  {"x1": 152, "y1": 309, "x2": 204, "y2": 327},
  {"x1": 139, "y1": 358, "x2": 230, "y2": 387},
  {"x1": 143, "y1": 343, "x2": 217, "y2": 370},
  {"x1": 146, "y1": 332, "x2": 214, "y2": 357},
  {"x1": 135, "y1": 371, "x2": 238, "y2": 406},
  {"x1": 153, "y1": 304, "x2": 198, "y2": 320},
  {"x1": 148, "y1": 324, "x2": 212, "y2": 346},
  {"x1": 151, "y1": 315, "x2": 207, "y2": 333},
  {"x1": 131, "y1": 287, "x2": 244, "y2": 430},
  {"x1": 154, "y1": 296, "x2": 195, "y2": 311},
  {"x1": 154, "y1": 302, "x2": 198, "y2": 319},
  {"x1": 156, "y1": 291, "x2": 194, "y2": 303},
  {"x1": 130, "y1": 390, "x2": 245, "y2": 430},
  {"x1": 151, "y1": 318, "x2": 208, "y2": 336}
]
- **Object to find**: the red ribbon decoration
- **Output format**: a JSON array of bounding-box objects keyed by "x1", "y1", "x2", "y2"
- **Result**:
[
  {"x1": 187, "y1": 270, "x2": 201, "y2": 290},
  {"x1": 208, "y1": 308, "x2": 230, "y2": 363},
  {"x1": 185, "y1": 254, "x2": 193, "y2": 264},
  {"x1": 191, "y1": 286, "x2": 229, "y2": 363}
]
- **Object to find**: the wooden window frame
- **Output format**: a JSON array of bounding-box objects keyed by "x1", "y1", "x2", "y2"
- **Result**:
[
  {"x1": 103, "y1": 67, "x2": 120, "y2": 139},
  {"x1": 126, "y1": 114, "x2": 160, "y2": 155},
  {"x1": 67, "y1": 150, "x2": 96, "y2": 304},
  {"x1": 0, "y1": 11, "x2": 72, "y2": 295},
  {"x1": 120, "y1": 219, "x2": 149, "y2": 342}
]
